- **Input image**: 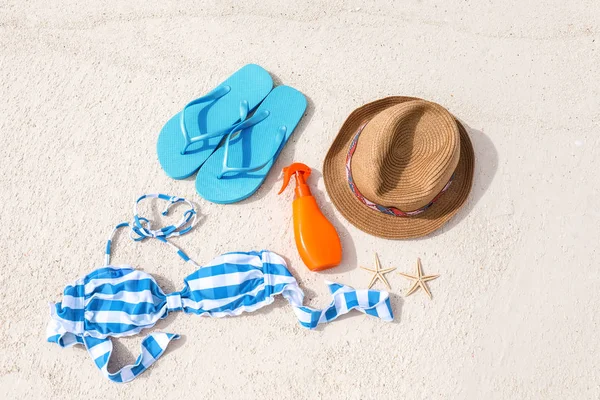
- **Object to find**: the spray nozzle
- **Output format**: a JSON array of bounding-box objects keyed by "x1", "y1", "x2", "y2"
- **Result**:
[{"x1": 278, "y1": 163, "x2": 312, "y2": 195}]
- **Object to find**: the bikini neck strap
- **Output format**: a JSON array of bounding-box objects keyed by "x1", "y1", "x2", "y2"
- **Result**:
[{"x1": 104, "y1": 194, "x2": 199, "y2": 268}]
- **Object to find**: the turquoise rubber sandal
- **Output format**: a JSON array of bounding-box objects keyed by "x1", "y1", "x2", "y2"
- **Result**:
[
  {"x1": 195, "y1": 85, "x2": 307, "y2": 204},
  {"x1": 157, "y1": 64, "x2": 273, "y2": 179}
]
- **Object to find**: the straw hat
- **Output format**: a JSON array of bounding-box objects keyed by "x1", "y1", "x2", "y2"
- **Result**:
[{"x1": 323, "y1": 97, "x2": 474, "y2": 239}]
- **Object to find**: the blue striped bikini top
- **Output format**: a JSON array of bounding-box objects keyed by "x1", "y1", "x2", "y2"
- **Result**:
[{"x1": 47, "y1": 194, "x2": 393, "y2": 383}]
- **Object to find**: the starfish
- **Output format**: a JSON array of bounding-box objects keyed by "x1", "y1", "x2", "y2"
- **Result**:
[
  {"x1": 360, "y1": 253, "x2": 396, "y2": 290},
  {"x1": 399, "y1": 258, "x2": 439, "y2": 299}
]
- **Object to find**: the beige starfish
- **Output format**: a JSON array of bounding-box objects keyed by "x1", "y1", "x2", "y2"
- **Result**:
[
  {"x1": 399, "y1": 258, "x2": 439, "y2": 299},
  {"x1": 360, "y1": 253, "x2": 396, "y2": 290}
]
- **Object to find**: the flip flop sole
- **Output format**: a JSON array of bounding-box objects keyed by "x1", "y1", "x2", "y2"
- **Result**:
[
  {"x1": 195, "y1": 85, "x2": 307, "y2": 204},
  {"x1": 157, "y1": 64, "x2": 273, "y2": 179}
]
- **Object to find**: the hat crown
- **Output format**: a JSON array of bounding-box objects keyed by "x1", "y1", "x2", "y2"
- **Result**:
[{"x1": 350, "y1": 100, "x2": 460, "y2": 211}]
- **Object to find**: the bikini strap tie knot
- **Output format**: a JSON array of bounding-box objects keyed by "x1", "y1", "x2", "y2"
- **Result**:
[{"x1": 104, "y1": 194, "x2": 199, "y2": 267}]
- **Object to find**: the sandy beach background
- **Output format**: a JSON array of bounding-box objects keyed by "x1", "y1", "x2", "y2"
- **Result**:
[{"x1": 1, "y1": 1, "x2": 599, "y2": 398}]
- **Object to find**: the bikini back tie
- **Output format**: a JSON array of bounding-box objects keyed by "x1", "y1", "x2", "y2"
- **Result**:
[
  {"x1": 47, "y1": 194, "x2": 393, "y2": 383},
  {"x1": 104, "y1": 193, "x2": 199, "y2": 267}
]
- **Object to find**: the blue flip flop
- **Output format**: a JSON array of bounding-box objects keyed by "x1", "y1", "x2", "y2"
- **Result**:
[
  {"x1": 157, "y1": 64, "x2": 273, "y2": 179},
  {"x1": 195, "y1": 85, "x2": 307, "y2": 204}
]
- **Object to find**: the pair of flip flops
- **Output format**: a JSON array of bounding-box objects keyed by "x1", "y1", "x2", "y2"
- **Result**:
[{"x1": 157, "y1": 64, "x2": 307, "y2": 204}]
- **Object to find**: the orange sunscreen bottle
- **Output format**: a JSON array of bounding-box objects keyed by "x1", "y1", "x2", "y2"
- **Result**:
[{"x1": 278, "y1": 163, "x2": 342, "y2": 271}]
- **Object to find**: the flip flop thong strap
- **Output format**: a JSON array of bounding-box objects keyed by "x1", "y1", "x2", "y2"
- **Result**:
[
  {"x1": 104, "y1": 194, "x2": 199, "y2": 267},
  {"x1": 217, "y1": 112, "x2": 287, "y2": 179},
  {"x1": 179, "y1": 86, "x2": 250, "y2": 155}
]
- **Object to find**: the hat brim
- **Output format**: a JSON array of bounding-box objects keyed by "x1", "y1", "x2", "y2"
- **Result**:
[{"x1": 323, "y1": 97, "x2": 475, "y2": 239}]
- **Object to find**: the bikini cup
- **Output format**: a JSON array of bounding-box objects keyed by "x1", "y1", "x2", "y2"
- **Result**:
[{"x1": 47, "y1": 194, "x2": 393, "y2": 383}]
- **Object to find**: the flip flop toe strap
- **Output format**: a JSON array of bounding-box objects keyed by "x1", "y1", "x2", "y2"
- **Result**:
[
  {"x1": 180, "y1": 86, "x2": 250, "y2": 155},
  {"x1": 217, "y1": 115, "x2": 287, "y2": 179}
]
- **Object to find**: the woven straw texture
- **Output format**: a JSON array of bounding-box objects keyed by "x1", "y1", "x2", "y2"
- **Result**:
[{"x1": 323, "y1": 97, "x2": 474, "y2": 239}]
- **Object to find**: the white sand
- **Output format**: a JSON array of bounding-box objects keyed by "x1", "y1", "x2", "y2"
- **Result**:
[{"x1": 1, "y1": 1, "x2": 599, "y2": 398}]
